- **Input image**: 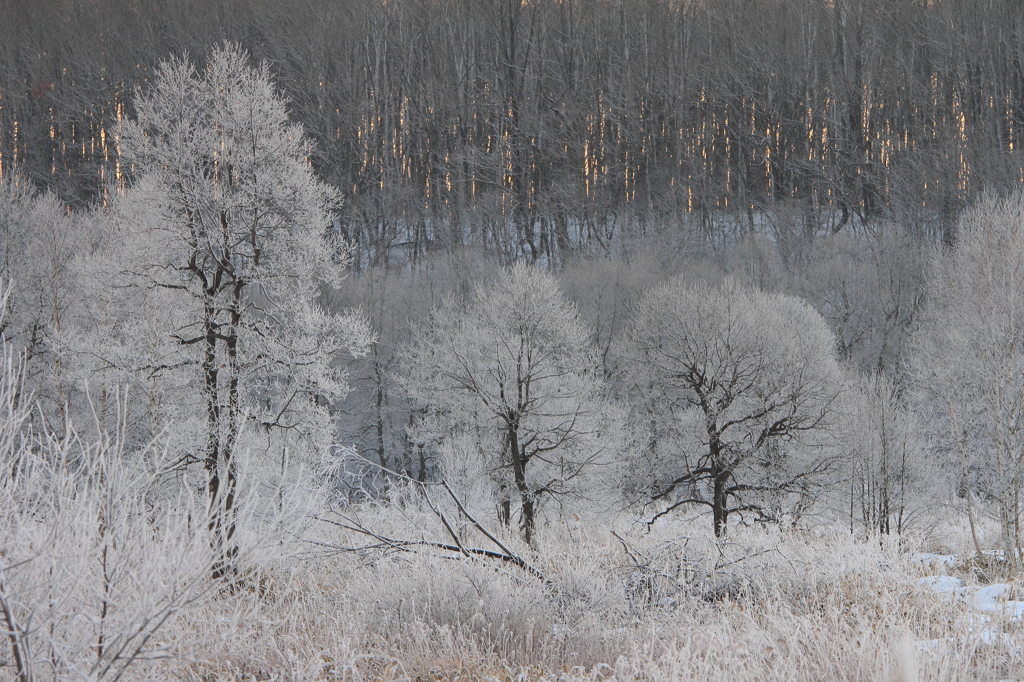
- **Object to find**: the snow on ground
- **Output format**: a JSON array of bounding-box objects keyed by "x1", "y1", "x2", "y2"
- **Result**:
[
  {"x1": 970, "y1": 583, "x2": 1024, "y2": 619},
  {"x1": 913, "y1": 552, "x2": 957, "y2": 568},
  {"x1": 916, "y1": 573, "x2": 1024, "y2": 617},
  {"x1": 915, "y1": 561, "x2": 1024, "y2": 652},
  {"x1": 915, "y1": 575, "x2": 964, "y2": 599}
]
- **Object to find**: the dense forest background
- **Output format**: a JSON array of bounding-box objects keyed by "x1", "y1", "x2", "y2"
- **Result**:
[{"x1": 3, "y1": 0, "x2": 1024, "y2": 260}]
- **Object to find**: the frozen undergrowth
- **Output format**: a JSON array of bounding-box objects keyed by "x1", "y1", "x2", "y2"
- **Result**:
[
  {"x1": 2, "y1": 370, "x2": 1020, "y2": 682},
  {"x1": 159, "y1": 508, "x2": 1024, "y2": 682},
  {"x1": 3, "y1": 419, "x2": 1021, "y2": 682}
]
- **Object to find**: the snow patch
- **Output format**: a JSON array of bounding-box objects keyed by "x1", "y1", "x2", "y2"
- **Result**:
[
  {"x1": 913, "y1": 553, "x2": 957, "y2": 567},
  {"x1": 915, "y1": 567, "x2": 1024, "y2": 652},
  {"x1": 916, "y1": 575, "x2": 964, "y2": 599}
]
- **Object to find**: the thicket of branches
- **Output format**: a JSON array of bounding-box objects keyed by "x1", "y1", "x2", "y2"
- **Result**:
[{"x1": 3, "y1": 0, "x2": 1024, "y2": 262}]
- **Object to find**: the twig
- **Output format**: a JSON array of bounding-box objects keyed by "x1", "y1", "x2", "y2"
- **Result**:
[{"x1": 0, "y1": 565, "x2": 33, "y2": 682}]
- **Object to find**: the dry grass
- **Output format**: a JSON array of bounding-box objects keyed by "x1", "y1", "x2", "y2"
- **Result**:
[
  {"x1": 108, "y1": 509, "x2": 1022, "y2": 682},
  {"x1": 3, "y1": 450, "x2": 1021, "y2": 682}
]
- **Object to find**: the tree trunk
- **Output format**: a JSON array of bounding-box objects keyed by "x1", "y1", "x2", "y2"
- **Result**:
[
  {"x1": 373, "y1": 351, "x2": 389, "y2": 493},
  {"x1": 417, "y1": 444, "x2": 428, "y2": 483},
  {"x1": 1002, "y1": 496, "x2": 1019, "y2": 573},
  {"x1": 712, "y1": 465, "x2": 729, "y2": 538},
  {"x1": 203, "y1": 291, "x2": 239, "y2": 582},
  {"x1": 554, "y1": 211, "x2": 571, "y2": 257},
  {"x1": 506, "y1": 417, "x2": 535, "y2": 544},
  {"x1": 498, "y1": 495, "x2": 512, "y2": 528},
  {"x1": 708, "y1": 421, "x2": 729, "y2": 538},
  {"x1": 201, "y1": 304, "x2": 230, "y2": 579}
]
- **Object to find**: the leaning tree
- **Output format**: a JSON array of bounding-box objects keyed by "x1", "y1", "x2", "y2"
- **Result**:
[{"x1": 620, "y1": 278, "x2": 844, "y2": 536}]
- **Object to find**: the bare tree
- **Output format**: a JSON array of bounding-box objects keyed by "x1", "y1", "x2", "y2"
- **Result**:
[
  {"x1": 620, "y1": 278, "x2": 845, "y2": 536},
  {"x1": 4, "y1": 0, "x2": 1024, "y2": 252},
  {"x1": 794, "y1": 228, "x2": 926, "y2": 374},
  {"x1": 397, "y1": 263, "x2": 621, "y2": 543},
  {"x1": 847, "y1": 372, "x2": 918, "y2": 536}
]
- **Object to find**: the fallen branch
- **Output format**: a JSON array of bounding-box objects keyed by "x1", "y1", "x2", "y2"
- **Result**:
[
  {"x1": 317, "y1": 511, "x2": 549, "y2": 583},
  {"x1": 319, "y1": 458, "x2": 549, "y2": 584}
]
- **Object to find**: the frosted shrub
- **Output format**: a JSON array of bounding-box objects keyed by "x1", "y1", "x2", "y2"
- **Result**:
[
  {"x1": 0, "y1": 355, "x2": 212, "y2": 679},
  {"x1": 0, "y1": 278, "x2": 326, "y2": 680}
]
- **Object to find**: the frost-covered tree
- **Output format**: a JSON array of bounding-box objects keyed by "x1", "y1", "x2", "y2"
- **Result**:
[
  {"x1": 847, "y1": 372, "x2": 920, "y2": 536},
  {"x1": 325, "y1": 255, "x2": 490, "y2": 492},
  {"x1": 93, "y1": 43, "x2": 372, "y2": 577},
  {"x1": 794, "y1": 229, "x2": 926, "y2": 374},
  {"x1": 620, "y1": 279, "x2": 844, "y2": 536},
  {"x1": 0, "y1": 177, "x2": 81, "y2": 420},
  {"x1": 397, "y1": 264, "x2": 621, "y2": 544},
  {"x1": 910, "y1": 189, "x2": 1024, "y2": 567}
]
